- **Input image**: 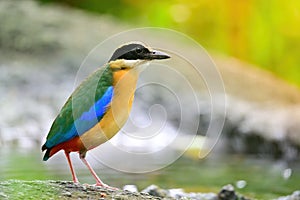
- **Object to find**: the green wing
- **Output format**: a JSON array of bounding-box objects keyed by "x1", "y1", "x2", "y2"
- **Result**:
[{"x1": 43, "y1": 65, "x2": 113, "y2": 149}]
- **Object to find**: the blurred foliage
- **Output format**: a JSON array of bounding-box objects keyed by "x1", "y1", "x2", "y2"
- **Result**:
[{"x1": 37, "y1": 0, "x2": 300, "y2": 86}]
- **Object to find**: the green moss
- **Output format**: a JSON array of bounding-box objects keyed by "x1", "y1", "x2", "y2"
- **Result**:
[{"x1": 0, "y1": 180, "x2": 60, "y2": 200}]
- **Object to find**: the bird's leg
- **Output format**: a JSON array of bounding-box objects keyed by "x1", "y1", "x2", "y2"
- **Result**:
[
  {"x1": 79, "y1": 154, "x2": 118, "y2": 190},
  {"x1": 64, "y1": 151, "x2": 79, "y2": 183},
  {"x1": 80, "y1": 156, "x2": 105, "y2": 186}
]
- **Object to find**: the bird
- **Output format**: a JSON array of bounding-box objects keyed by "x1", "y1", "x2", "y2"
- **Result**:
[{"x1": 41, "y1": 42, "x2": 170, "y2": 188}]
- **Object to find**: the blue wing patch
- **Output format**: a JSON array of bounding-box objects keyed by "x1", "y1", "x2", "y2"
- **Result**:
[
  {"x1": 45, "y1": 86, "x2": 114, "y2": 148},
  {"x1": 79, "y1": 86, "x2": 114, "y2": 121}
]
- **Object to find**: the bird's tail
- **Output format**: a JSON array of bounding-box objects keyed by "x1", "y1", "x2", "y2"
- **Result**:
[
  {"x1": 43, "y1": 149, "x2": 51, "y2": 161},
  {"x1": 42, "y1": 143, "x2": 58, "y2": 161},
  {"x1": 42, "y1": 142, "x2": 66, "y2": 161},
  {"x1": 42, "y1": 143, "x2": 51, "y2": 161}
]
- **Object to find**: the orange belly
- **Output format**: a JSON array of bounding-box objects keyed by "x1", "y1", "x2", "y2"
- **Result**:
[{"x1": 79, "y1": 67, "x2": 139, "y2": 150}]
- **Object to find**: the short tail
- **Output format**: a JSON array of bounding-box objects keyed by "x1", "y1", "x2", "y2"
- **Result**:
[
  {"x1": 43, "y1": 149, "x2": 51, "y2": 161},
  {"x1": 42, "y1": 146, "x2": 60, "y2": 161},
  {"x1": 42, "y1": 142, "x2": 65, "y2": 161},
  {"x1": 42, "y1": 143, "x2": 51, "y2": 161}
]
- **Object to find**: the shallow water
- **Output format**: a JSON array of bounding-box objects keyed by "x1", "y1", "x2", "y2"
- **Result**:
[{"x1": 0, "y1": 147, "x2": 299, "y2": 199}]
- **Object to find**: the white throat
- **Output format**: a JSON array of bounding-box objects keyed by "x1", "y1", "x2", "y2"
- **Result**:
[
  {"x1": 124, "y1": 59, "x2": 150, "y2": 73},
  {"x1": 123, "y1": 59, "x2": 149, "y2": 68}
]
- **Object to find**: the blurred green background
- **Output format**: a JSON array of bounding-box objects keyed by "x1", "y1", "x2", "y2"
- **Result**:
[{"x1": 38, "y1": 0, "x2": 300, "y2": 85}]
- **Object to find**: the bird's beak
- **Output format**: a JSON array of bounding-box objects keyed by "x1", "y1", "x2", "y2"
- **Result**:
[{"x1": 146, "y1": 50, "x2": 171, "y2": 60}]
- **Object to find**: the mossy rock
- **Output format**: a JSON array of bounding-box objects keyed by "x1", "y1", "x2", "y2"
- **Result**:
[{"x1": 0, "y1": 180, "x2": 164, "y2": 200}]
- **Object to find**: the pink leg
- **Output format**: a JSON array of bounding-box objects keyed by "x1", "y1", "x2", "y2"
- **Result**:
[
  {"x1": 64, "y1": 151, "x2": 79, "y2": 183},
  {"x1": 80, "y1": 157, "x2": 118, "y2": 189},
  {"x1": 80, "y1": 157, "x2": 106, "y2": 186}
]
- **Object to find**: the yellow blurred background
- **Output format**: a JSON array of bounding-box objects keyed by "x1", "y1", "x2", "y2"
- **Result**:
[{"x1": 38, "y1": 0, "x2": 300, "y2": 85}]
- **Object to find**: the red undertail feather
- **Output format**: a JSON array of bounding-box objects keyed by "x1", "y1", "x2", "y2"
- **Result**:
[{"x1": 42, "y1": 136, "x2": 85, "y2": 161}]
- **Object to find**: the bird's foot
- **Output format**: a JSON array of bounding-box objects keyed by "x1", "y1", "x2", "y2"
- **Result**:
[
  {"x1": 95, "y1": 182, "x2": 119, "y2": 190},
  {"x1": 82, "y1": 183, "x2": 90, "y2": 187},
  {"x1": 73, "y1": 180, "x2": 80, "y2": 185}
]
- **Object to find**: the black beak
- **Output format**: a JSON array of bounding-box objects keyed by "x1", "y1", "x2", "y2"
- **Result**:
[{"x1": 146, "y1": 50, "x2": 171, "y2": 60}]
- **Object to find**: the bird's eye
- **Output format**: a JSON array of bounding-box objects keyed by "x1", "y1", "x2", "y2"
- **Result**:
[{"x1": 135, "y1": 48, "x2": 143, "y2": 54}]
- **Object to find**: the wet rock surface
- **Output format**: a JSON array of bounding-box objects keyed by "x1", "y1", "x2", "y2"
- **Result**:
[
  {"x1": 0, "y1": 180, "x2": 250, "y2": 200},
  {"x1": 1, "y1": 180, "x2": 297, "y2": 200},
  {"x1": 56, "y1": 181, "x2": 161, "y2": 200}
]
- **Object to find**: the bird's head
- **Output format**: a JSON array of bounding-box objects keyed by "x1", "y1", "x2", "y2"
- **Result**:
[{"x1": 108, "y1": 42, "x2": 170, "y2": 70}]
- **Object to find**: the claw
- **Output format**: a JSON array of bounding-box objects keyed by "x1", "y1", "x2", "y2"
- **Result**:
[{"x1": 95, "y1": 182, "x2": 119, "y2": 190}]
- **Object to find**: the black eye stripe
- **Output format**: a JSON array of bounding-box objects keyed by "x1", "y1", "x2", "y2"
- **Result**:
[
  {"x1": 109, "y1": 43, "x2": 150, "y2": 61},
  {"x1": 135, "y1": 48, "x2": 143, "y2": 53},
  {"x1": 134, "y1": 47, "x2": 150, "y2": 55}
]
